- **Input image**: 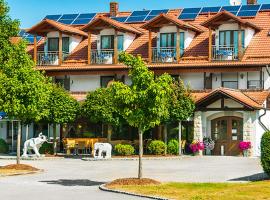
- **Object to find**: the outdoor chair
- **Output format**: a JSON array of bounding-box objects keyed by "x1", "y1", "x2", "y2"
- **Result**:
[{"x1": 181, "y1": 140, "x2": 186, "y2": 154}]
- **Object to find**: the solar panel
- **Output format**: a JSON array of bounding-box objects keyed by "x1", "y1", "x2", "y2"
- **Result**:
[
  {"x1": 148, "y1": 9, "x2": 169, "y2": 16},
  {"x1": 260, "y1": 4, "x2": 270, "y2": 11},
  {"x1": 221, "y1": 5, "x2": 241, "y2": 12},
  {"x1": 200, "y1": 7, "x2": 221, "y2": 13},
  {"x1": 237, "y1": 10, "x2": 258, "y2": 17},
  {"x1": 130, "y1": 10, "x2": 150, "y2": 16},
  {"x1": 45, "y1": 15, "x2": 62, "y2": 20},
  {"x1": 144, "y1": 15, "x2": 157, "y2": 21},
  {"x1": 179, "y1": 13, "x2": 199, "y2": 20},
  {"x1": 60, "y1": 14, "x2": 79, "y2": 20},
  {"x1": 111, "y1": 17, "x2": 128, "y2": 22},
  {"x1": 58, "y1": 19, "x2": 74, "y2": 24},
  {"x1": 240, "y1": 4, "x2": 260, "y2": 11},
  {"x1": 181, "y1": 8, "x2": 201, "y2": 14},
  {"x1": 72, "y1": 18, "x2": 92, "y2": 25},
  {"x1": 126, "y1": 16, "x2": 147, "y2": 22},
  {"x1": 77, "y1": 13, "x2": 96, "y2": 19},
  {"x1": 19, "y1": 30, "x2": 42, "y2": 44}
]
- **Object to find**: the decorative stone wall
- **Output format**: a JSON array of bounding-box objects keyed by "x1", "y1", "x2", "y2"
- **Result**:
[
  {"x1": 194, "y1": 111, "x2": 203, "y2": 155},
  {"x1": 243, "y1": 111, "x2": 255, "y2": 156}
]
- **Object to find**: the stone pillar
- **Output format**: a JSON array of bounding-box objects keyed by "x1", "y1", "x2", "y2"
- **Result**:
[
  {"x1": 243, "y1": 111, "x2": 254, "y2": 156},
  {"x1": 194, "y1": 111, "x2": 203, "y2": 156}
]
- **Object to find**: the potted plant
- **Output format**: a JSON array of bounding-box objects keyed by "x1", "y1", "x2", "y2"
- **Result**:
[
  {"x1": 189, "y1": 141, "x2": 204, "y2": 156},
  {"x1": 239, "y1": 141, "x2": 251, "y2": 157},
  {"x1": 203, "y1": 137, "x2": 215, "y2": 155}
]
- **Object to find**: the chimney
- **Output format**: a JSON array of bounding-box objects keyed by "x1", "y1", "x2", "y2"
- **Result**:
[
  {"x1": 110, "y1": 2, "x2": 119, "y2": 17},
  {"x1": 247, "y1": 0, "x2": 257, "y2": 5}
]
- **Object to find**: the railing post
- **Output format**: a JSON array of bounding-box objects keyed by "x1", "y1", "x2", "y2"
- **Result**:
[
  {"x1": 238, "y1": 24, "x2": 242, "y2": 60},
  {"x1": 114, "y1": 29, "x2": 118, "y2": 64},
  {"x1": 176, "y1": 27, "x2": 180, "y2": 63},
  {"x1": 34, "y1": 35, "x2": 37, "y2": 65},
  {"x1": 148, "y1": 30, "x2": 152, "y2": 64},
  {"x1": 59, "y1": 32, "x2": 63, "y2": 65},
  {"x1": 208, "y1": 27, "x2": 212, "y2": 62},
  {"x1": 88, "y1": 32, "x2": 92, "y2": 65}
]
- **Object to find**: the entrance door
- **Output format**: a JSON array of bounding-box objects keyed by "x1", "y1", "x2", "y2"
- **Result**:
[{"x1": 211, "y1": 116, "x2": 243, "y2": 156}]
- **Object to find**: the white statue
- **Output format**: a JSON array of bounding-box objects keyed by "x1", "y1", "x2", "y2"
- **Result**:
[
  {"x1": 22, "y1": 133, "x2": 48, "y2": 158},
  {"x1": 94, "y1": 143, "x2": 112, "y2": 159}
]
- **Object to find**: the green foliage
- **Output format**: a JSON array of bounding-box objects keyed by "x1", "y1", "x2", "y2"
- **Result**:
[
  {"x1": 0, "y1": 138, "x2": 8, "y2": 153},
  {"x1": 167, "y1": 139, "x2": 179, "y2": 155},
  {"x1": 81, "y1": 87, "x2": 121, "y2": 126},
  {"x1": 0, "y1": 0, "x2": 52, "y2": 123},
  {"x1": 111, "y1": 52, "x2": 173, "y2": 133},
  {"x1": 45, "y1": 84, "x2": 79, "y2": 124},
  {"x1": 147, "y1": 140, "x2": 166, "y2": 155},
  {"x1": 114, "y1": 144, "x2": 135, "y2": 156},
  {"x1": 261, "y1": 131, "x2": 270, "y2": 176},
  {"x1": 39, "y1": 142, "x2": 54, "y2": 155}
]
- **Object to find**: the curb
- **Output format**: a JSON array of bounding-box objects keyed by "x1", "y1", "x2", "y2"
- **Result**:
[
  {"x1": 82, "y1": 156, "x2": 183, "y2": 161},
  {"x1": 0, "y1": 156, "x2": 65, "y2": 161},
  {"x1": 99, "y1": 184, "x2": 169, "y2": 200}
]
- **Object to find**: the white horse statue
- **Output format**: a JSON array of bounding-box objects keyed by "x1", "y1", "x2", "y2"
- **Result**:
[
  {"x1": 22, "y1": 133, "x2": 48, "y2": 158},
  {"x1": 94, "y1": 143, "x2": 112, "y2": 159}
]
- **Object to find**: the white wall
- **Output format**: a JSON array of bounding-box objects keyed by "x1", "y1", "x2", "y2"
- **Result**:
[
  {"x1": 215, "y1": 23, "x2": 255, "y2": 48},
  {"x1": 158, "y1": 25, "x2": 195, "y2": 49},
  {"x1": 97, "y1": 28, "x2": 136, "y2": 51},
  {"x1": 70, "y1": 75, "x2": 100, "y2": 92},
  {"x1": 212, "y1": 73, "x2": 222, "y2": 89},
  {"x1": 180, "y1": 73, "x2": 204, "y2": 90},
  {"x1": 45, "y1": 31, "x2": 83, "y2": 53},
  {"x1": 263, "y1": 67, "x2": 270, "y2": 90}
]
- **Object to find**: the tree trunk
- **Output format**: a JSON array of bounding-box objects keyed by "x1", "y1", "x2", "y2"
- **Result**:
[
  {"x1": 16, "y1": 121, "x2": 21, "y2": 165},
  {"x1": 53, "y1": 123, "x2": 57, "y2": 155},
  {"x1": 163, "y1": 124, "x2": 168, "y2": 155},
  {"x1": 138, "y1": 129, "x2": 143, "y2": 179},
  {"x1": 157, "y1": 125, "x2": 162, "y2": 140},
  {"x1": 107, "y1": 124, "x2": 112, "y2": 143},
  {"x1": 178, "y1": 121, "x2": 182, "y2": 156}
]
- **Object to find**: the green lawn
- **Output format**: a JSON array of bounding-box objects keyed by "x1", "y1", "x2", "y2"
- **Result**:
[{"x1": 108, "y1": 181, "x2": 270, "y2": 200}]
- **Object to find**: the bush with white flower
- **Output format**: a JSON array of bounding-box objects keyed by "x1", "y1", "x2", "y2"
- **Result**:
[{"x1": 203, "y1": 137, "x2": 215, "y2": 151}]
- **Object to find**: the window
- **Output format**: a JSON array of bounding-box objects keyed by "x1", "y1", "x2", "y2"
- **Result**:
[
  {"x1": 101, "y1": 35, "x2": 124, "y2": 51},
  {"x1": 48, "y1": 37, "x2": 70, "y2": 52},
  {"x1": 100, "y1": 76, "x2": 114, "y2": 88},
  {"x1": 160, "y1": 32, "x2": 185, "y2": 56},
  {"x1": 55, "y1": 76, "x2": 70, "y2": 91},
  {"x1": 222, "y1": 81, "x2": 238, "y2": 89},
  {"x1": 222, "y1": 73, "x2": 238, "y2": 89}
]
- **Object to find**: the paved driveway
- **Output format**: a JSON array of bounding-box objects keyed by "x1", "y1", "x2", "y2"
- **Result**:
[{"x1": 0, "y1": 156, "x2": 266, "y2": 200}]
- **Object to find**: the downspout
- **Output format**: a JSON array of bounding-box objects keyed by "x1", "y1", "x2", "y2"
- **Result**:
[{"x1": 258, "y1": 108, "x2": 269, "y2": 132}]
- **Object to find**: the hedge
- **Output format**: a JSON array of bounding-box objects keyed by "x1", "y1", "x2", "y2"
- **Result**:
[
  {"x1": 147, "y1": 140, "x2": 166, "y2": 155},
  {"x1": 261, "y1": 131, "x2": 270, "y2": 176}
]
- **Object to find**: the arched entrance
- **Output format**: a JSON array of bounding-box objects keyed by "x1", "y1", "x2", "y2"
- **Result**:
[{"x1": 211, "y1": 116, "x2": 243, "y2": 156}]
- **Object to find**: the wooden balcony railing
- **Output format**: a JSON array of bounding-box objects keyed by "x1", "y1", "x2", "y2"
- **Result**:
[
  {"x1": 37, "y1": 51, "x2": 69, "y2": 66},
  {"x1": 90, "y1": 49, "x2": 115, "y2": 64}
]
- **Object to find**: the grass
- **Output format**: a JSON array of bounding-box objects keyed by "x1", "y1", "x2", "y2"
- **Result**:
[{"x1": 108, "y1": 181, "x2": 270, "y2": 200}]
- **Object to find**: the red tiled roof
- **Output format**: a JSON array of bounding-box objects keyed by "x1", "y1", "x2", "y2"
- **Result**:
[
  {"x1": 201, "y1": 10, "x2": 261, "y2": 31},
  {"x1": 193, "y1": 87, "x2": 270, "y2": 109},
  {"x1": 142, "y1": 14, "x2": 203, "y2": 33},
  {"x1": 81, "y1": 16, "x2": 142, "y2": 35},
  {"x1": 27, "y1": 19, "x2": 88, "y2": 37}
]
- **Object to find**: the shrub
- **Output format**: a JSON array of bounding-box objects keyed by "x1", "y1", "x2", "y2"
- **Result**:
[
  {"x1": 261, "y1": 131, "x2": 270, "y2": 176},
  {"x1": 114, "y1": 144, "x2": 135, "y2": 156},
  {"x1": 39, "y1": 142, "x2": 54, "y2": 155},
  {"x1": 147, "y1": 140, "x2": 166, "y2": 155},
  {"x1": 0, "y1": 139, "x2": 8, "y2": 154},
  {"x1": 167, "y1": 139, "x2": 179, "y2": 155}
]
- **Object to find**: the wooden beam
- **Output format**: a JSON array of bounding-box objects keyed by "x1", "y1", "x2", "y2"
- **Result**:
[
  {"x1": 208, "y1": 28, "x2": 212, "y2": 62},
  {"x1": 238, "y1": 24, "x2": 242, "y2": 61},
  {"x1": 114, "y1": 29, "x2": 118, "y2": 64},
  {"x1": 88, "y1": 32, "x2": 92, "y2": 65},
  {"x1": 148, "y1": 30, "x2": 152, "y2": 64},
  {"x1": 58, "y1": 32, "x2": 63, "y2": 65},
  {"x1": 176, "y1": 27, "x2": 180, "y2": 63},
  {"x1": 33, "y1": 35, "x2": 37, "y2": 65}
]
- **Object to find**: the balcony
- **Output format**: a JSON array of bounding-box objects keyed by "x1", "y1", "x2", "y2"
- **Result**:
[
  {"x1": 212, "y1": 46, "x2": 239, "y2": 61},
  {"x1": 90, "y1": 49, "x2": 115, "y2": 64},
  {"x1": 37, "y1": 51, "x2": 69, "y2": 66},
  {"x1": 151, "y1": 47, "x2": 183, "y2": 63}
]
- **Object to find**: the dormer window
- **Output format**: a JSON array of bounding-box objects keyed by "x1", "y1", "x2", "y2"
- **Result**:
[
  {"x1": 101, "y1": 35, "x2": 124, "y2": 51},
  {"x1": 160, "y1": 32, "x2": 185, "y2": 55},
  {"x1": 48, "y1": 37, "x2": 70, "y2": 53}
]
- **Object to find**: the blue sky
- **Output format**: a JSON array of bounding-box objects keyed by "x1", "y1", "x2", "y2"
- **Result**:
[{"x1": 6, "y1": 0, "x2": 270, "y2": 28}]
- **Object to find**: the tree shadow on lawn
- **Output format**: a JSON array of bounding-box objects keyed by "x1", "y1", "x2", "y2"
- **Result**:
[
  {"x1": 229, "y1": 173, "x2": 269, "y2": 182},
  {"x1": 40, "y1": 179, "x2": 105, "y2": 186}
]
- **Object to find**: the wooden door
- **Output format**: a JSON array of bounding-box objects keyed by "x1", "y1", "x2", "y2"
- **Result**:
[{"x1": 211, "y1": 117, "x2": 243, "y2": 156}]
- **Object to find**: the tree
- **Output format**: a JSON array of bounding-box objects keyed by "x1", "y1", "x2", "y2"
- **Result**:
[
  {"x1": 162, "y1": 80, "x2": 195, "y2": 154},
  {"x1": 0, "y1": 0, "x2": 52, "y2": 164},
  {"x1": 111, "y1": 52, "x2": 173, "y2": 179},
  {"x1": 81, "y1": 87, "x2": 122, "y2": 142},
  {"x1": 44, "y1": 84, "x2": 79, "y2": 154}
]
